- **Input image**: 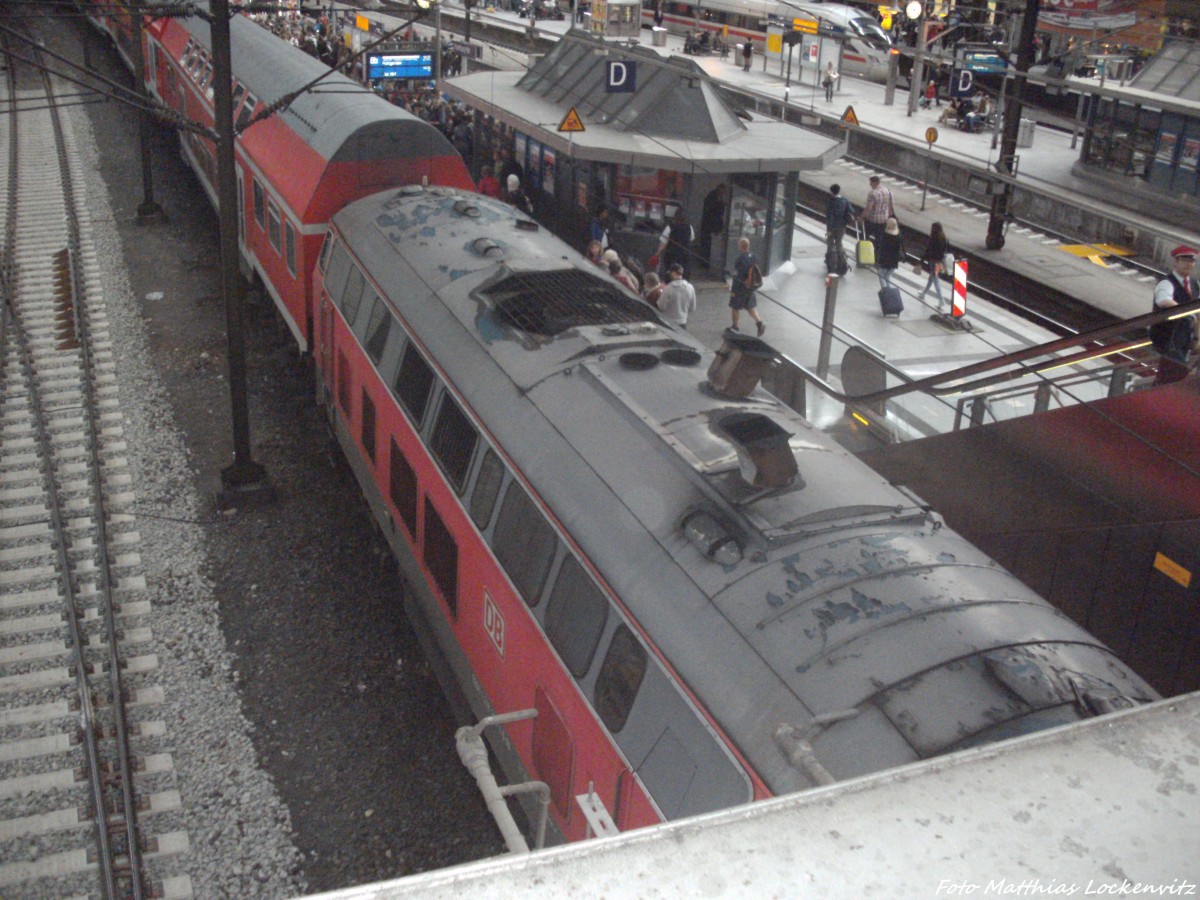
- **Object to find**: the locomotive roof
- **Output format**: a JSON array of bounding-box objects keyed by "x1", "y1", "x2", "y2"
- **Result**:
[
  {"x1": 333, "y1": 188, "x2": 1155, "y2": 795},
  {"x1": 175, "y1": 12, "x2": 440, "y2": 165}
]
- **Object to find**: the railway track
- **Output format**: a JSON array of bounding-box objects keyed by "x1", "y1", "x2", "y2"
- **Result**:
[{"x1": 0, "y1": 24, "x2": 191, "y2": 900}]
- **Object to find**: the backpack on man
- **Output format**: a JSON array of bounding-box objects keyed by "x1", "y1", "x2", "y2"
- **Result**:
[{"x1": 825, "y1": 233, "x2": 849, "y2": 276}]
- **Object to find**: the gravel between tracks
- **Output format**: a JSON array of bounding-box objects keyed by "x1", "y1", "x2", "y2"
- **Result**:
[
  {"x1": 69, "y1": 102, "x2": 308, "y2": 898},
  {"x1": 59, "y1": 16, "x2": 505, "y2": 894}
]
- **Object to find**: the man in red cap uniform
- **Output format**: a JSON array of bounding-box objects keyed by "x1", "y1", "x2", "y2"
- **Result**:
[{"x1": 1150, "y1": 245, "x2": 1200, "y2": 384}]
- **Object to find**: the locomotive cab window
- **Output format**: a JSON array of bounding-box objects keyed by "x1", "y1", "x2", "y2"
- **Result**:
[
  {"x1": 341, "y1": 266, "x2": 366, "y2": 325},
  {"x1": 317, "y1": 232, "x2": 334, "y2": 273},
  {"x1": 362, "y1": 300, "x2": 393, "y2": 364},
  {"x1": 395, "y1": 343, "x2": 435, "y2": 427},
  {"x1": 231, "y1": 82, "x2": 245, "y2": 112},
  {"x1": 492, "y1": 482, "x2": 558, "y2": 607},
  {"x1": 323, "y1": 241, "x2": 351, "y2": 306},
  {"x1": 430, "y1": 394, "x2": 478, "y2": 493},
  {"x1": 595, "y1": 624, "x2": 647, "y2": 733},
  {"x1": 545, "y1": 556, "x2": 608, "y2": 678}
]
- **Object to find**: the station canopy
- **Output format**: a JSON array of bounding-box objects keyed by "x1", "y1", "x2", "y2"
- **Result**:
[{"x1": 443, "y1": 30, "x2": 842, "y2": 173}]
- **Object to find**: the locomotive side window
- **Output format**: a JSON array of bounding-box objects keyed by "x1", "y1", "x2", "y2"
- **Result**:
[
  {"x1": 231, "y1": 82, "x2": 245, "y2": 112},
  {"x1": 395, "y1": 344, "x2": 435, "y2": 427},
  {"x1": 363, "y1": 301, "x2": 393, "y2": 364},
  {"x1": 492, "y1": 483, "x2": 557, "y2": 607},
  {"x1": 317, "y1": 232, "x2": 334, "y2": 273},
  {"x1": 389, "y1": 439, "x2": 418, "y2": 539},
  {"x1": 253, "y1": 178, "x2": 265, "y2": 229},
  {"x1": 430, "y1": 394, "x2": 478, "y2": 492},
  {"x1": 594, "y1": 624, "x2": 647, "y2": 733},
  {"x1": 341, "y1": 266, "x2": 365, "y2": 324},
  {"x1": 545, "y1": 556, "x2": 608, "y2": 678},
  {"x1": 237, "y1": 93, "x2": 257, "y2": 133},
  {"x1": 345, "y1": 285, "x2": 369, "y2": 331},
  {"x1": 424, "y1": 499, "x2": 459, "y2": 615},
  {"x1": 285, "y1": 222, "x2": 296, "y2": 276},
  {"x1": 469, "y1": 449, "x2": 504, "y2": 529},
  {"x1": 267, "y1": 199, "x2": 282, "y2": 252},
  {"x1": 361, "y1": 390, "x2": 377, "y2": 463}
]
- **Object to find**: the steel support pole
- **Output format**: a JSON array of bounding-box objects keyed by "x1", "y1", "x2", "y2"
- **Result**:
[
  {"x1": 211, "y1": 0, "x2": 266, "y2": 490},
  {"x1": 435, "y1": 3, "x2": 442, "y2": 90},
  {"x1": 986, "y1": 0, "x2": 1041, "y2": 251},
  {"x1": 129, "y1": 4, "x2": 163, "y2": 224},
  {"x1": 816, "y1": 275, "x2": 840, "y2": 380},
  {"x1": 907, "y1": 20, "x2": 928, "y2": 117}
]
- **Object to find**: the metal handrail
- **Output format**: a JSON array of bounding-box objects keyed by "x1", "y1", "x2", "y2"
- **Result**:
[{"x1": 777, "y1": 301, "x2": 1197, "y2": 408}]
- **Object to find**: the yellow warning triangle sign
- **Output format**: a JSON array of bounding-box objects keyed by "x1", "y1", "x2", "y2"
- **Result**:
[
  {"x1": 840, "y1": 105, "x2": 859, "y2": 127},
  {"x1": 558, "y1": 107, "x2": 586, "y2": 133}
]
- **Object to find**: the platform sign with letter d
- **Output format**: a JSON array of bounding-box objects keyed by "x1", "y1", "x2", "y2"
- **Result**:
[{"x1": 606, "y1": 60, "x2": 636, "y2": 93}]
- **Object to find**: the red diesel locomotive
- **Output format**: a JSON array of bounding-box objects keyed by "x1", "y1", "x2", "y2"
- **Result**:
[{"x1": 85, "y1": 4, "x2": 1157, "y2": 849}]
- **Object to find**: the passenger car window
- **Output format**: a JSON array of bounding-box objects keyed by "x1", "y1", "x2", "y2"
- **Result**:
[
  {"x1": 492, "y1": 483, "x2": 557, "y2": 606},
  {"x1": 285, "y1": 222, "x2": 297, "y2": 275},
  {"x1": 237, "y1": 93, "x2": 258, "y2": 132}
]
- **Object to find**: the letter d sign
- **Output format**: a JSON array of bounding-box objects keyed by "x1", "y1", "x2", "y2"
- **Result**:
[{"x1": 606, "y1": 60, "x2": 637, "y2": 93}]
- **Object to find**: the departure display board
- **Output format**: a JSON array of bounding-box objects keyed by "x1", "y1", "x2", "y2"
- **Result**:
[{"x1": 367, "y1": 53, "x2": 434, "y2": 80}]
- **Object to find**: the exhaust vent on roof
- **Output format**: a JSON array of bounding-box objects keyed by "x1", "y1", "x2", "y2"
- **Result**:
[{"x1": 719, "y1": 412, "x2": 798, "y2": 489}]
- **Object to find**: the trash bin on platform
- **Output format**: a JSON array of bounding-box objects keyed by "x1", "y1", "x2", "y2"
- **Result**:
[
  {"x1": 1017, "y1": 118, "x2": 1037, "y2": 148},
  {"x1": 652, "y1": 26, "x2": 667, "y2": 46}
]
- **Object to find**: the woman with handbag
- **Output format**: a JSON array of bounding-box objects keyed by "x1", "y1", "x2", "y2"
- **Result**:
[
  {"x1": 918, "y1": 222, "x2": 950, "y2": 312},
  {"x1": 729, "y1": 237, "x2": 765, "y2": 335}
]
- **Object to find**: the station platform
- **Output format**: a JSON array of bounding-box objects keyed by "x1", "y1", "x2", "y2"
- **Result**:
[{"x1": 420, "y1": 5, "x2": 1200, "y2": 325}]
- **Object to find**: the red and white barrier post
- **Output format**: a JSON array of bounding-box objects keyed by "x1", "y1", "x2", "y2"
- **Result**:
[{"x1": 952, "y1": 258, "x2": 968, "y2": 318}]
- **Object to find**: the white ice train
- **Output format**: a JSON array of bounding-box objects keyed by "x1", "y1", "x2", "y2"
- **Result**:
[{"x1": 646, "y1": 1, "x2": 895, "y2": 81}]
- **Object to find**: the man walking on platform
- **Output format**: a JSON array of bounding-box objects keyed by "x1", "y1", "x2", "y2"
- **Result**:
[
  {"x1": 657, "y1": 263, "x2": 697, "y2": 330},
  {"x1": 741, "y1": 40, "x2": 752, "y2": 72},
  {"x1": 858, "y1": 175, "x2": 893, "y2": 247}
]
